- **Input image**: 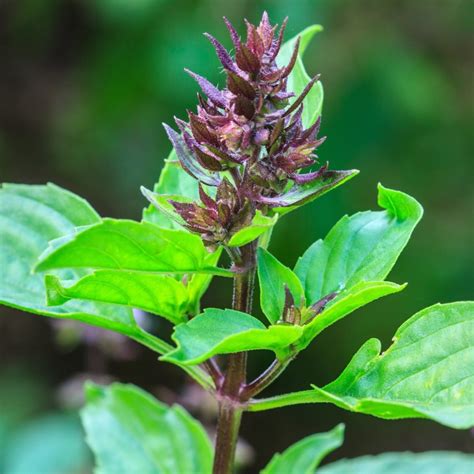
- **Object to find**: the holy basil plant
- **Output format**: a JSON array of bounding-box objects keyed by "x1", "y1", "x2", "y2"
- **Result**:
[{"x1": 1, "y1": 13, "x2": 472, "y2": 474}]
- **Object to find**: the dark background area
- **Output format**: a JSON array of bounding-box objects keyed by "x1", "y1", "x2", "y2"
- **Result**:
[{"x1": 0, "y1": 0, "x2": 473, "y2": 472}]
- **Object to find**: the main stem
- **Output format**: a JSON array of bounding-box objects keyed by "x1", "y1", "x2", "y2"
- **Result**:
[{"x1": 212, "y1": 242, "x2": 256, "y2": 474}]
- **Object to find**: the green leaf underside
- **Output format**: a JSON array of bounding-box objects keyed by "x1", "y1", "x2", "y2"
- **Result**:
[
  {"x1": 142, "y1": 150, "x2": 199, "y2": 229},
  {"x1": 261, "y1": 424, "x2": 344, "y2": 474},
  {"x1": 45, "y1": 271, "x2": 189, "y2": 325},
  {"x1": 295, "y1": 184, "x2": 423, "y2": 305},
  {"x1": 35, "y1": 219, "x2": 232, "y2": 277},
  {"x1": 0, "y1": 183, "x2": 138, "y2": 335},
  {"x1": 298, "y1": 281, "x2": 406, "y2": 350},
  {"x1": 312, "y1": 302, "x2": 474, "y2": 429},
  {"x1": 257, "y1": 248, "x2": 304, "y2": 324},
  {"x1": 81, "y1": 383, "x2": 213, "y2": 474},
  {"x1": 318, "y1": 451, "x2": 474, "y2": 474},
  {"x1": 278, "y1": 24, "x2": 324, "y2": 128},
  {"x1": 162, "y1": 308, "x2": 303, "y2": 365}
]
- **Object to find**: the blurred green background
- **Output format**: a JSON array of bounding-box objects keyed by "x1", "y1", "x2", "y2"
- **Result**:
[{"x1": 1, "y1": 0, "x2": 473, "y2": 472}]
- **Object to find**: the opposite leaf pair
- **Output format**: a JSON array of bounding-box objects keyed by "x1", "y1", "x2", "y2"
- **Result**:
[{"x1": 163, "y1": 184, "x2": 421, "y2": 366}]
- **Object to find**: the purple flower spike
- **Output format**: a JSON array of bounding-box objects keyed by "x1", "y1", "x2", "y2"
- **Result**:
[{"x1": 160, "y1": 13, "x2": 349, "y2": 246}]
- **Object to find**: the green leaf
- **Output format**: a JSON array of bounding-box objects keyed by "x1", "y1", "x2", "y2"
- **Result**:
[
  {"x1": 261, "y1": 424, "x2": 344, "y2": 474},
  {"x1": 186, "y1": 247, "x2": 223, "y2": 315},
  {"x1": 228, "y1": 211, "x2": 278, "y2": 247},
  {"x1": 0, "y1": 183, "x2": 138, "y2": 336},
  {"x1": 142, "y1": 150, "x2": 199, "y2": 229},
  {"x1": 278, "y1": 25, "x2": 324, "y2": 128},
  {"x1": 81, "y1": 383, "x2": 213, "y2": 474},
  {"x1": 257, "y1": 248, "x2": 305, "y2": 324},
  {"x1": 36, "y1": 219, "x2": 232, "y2": 277},
  {"x1": 298, "y1": 281, "x2": 406, "y2": 350},
  {"x1": 313, "y1": 302, "x2": 474, "y2": 429},
  {"x1": 267, "y1": 169, "x2": 359, "y2": 212},
  {"x1": 44, "y1": 271, "x2": 189, "y2": 324},
  {"x1": 162, "y1": 308, "x2": 303, "y2": 365},
  {"x1": 295, "y1": 184, "x2": 423, "y2": 305},
  {"x1": 318, "y1": 451, "x2": 474, "y2": 474}
]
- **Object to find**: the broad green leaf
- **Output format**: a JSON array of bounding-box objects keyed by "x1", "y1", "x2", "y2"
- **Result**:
[
  {"x1": 257, "y1": 248, "x2": 305, "y2": 324},
  {"x1": 44, "y1": 271, "x2": 189, "y2": 324},
  {"x1": 319, "y1": 451, "x2": 474, "y2": 474},
  {"x1": 81, "y1": 383, "x2": 213, "y2": 474},
  {"x1": 228, "y1": 211, "x2": 278, "y2": 247},
  {"x1": 162, "y1": 308, "x2": 303, "y2": 365},
  {"x1": 261, "y1": 424, "x2": 344, "y2": 474},
  {"x1": 36, "y1": 219, "x2": 232, "y2": 277},
  {"x1": 298, "y1": 281, "x2": 406, "y2": 350},
  {"x1": 295, "y1": 184, "x2": 423, "y2": 305},
  {"x1": 0, "y1": 183, "x2": 138, "y2": 336},
  {"x1": 267, "y1": 169, "x2": 359, "y2": 212},
  {"x1": 278, "y1": 25, "x2": 324, "y2": 128},
  {"x1": 142, "y1": 150, "x2": 199, "y2": 229},
  {"x1": 313, "y1": 302, "x2": 474, "y2": 429}
]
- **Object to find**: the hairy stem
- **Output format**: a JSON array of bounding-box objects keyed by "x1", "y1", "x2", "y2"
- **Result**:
[
  {"x1": 213, "y1": 399, "x2": 243, "y2": 474},
  {"x1": 212, "y1": 241, "x2": 257, "y2": 474}
]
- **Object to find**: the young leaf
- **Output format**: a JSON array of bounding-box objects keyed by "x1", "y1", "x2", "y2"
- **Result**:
[
  {"x1": 36, "y1": 219, "x2": 232, "y2": 277},
  {"x1": 142, "y1": 150, "x2": 199, "y2": 229},
  {"x1": 227, "y1": 211, "x2": 278, "y2": 247},
  {"x1": 313, "y1": 302, "x2": 474, "y2": 429},
  {"x1": 45, "y1": 271, "x2": 189, "y2": 324},
  {"x1": 257, "y1": 248, "x2": 305, "y2": 324},
  {"x1": 161, "y1": 308, "x2": 303, "y2": 365},
  {"x1": 81, "y1": 383, "x2": 213, "y2": 474},
  {"x1": 318, "y1": 451, "x2": 474, "y2": 474},
  {"x1": 298, "y1": 281, "x2": 406, "y2": 350},
  {"x1": 295, "y1": 184, "x2": 423, "y2": 305},
  {"x1": 278, "y1": 25, "x2": 324, "y2": 128},
  {"x1": 0, "y1": 183, "x2": 136, "y2": 336},
  {"x1": 261, "y1": 424, "x2": 344, "y2": 474}
]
